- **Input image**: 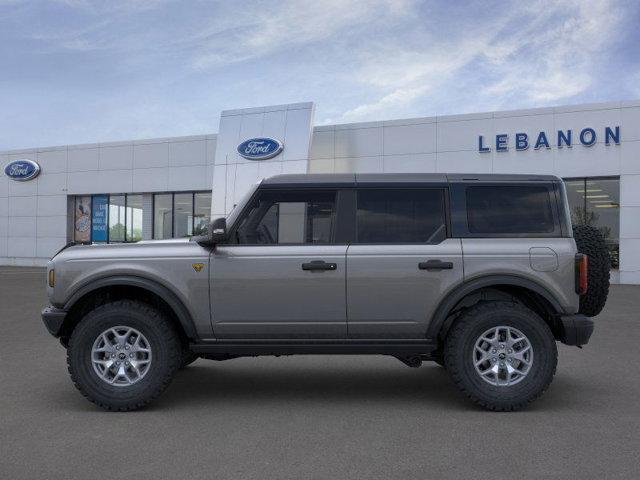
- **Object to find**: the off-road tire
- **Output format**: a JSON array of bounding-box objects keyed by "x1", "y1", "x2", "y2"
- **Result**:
[
  {"x1": 572, "y1": 224, "x2": 610, "y2": 317},
  {"x1": 444, "y1": 301, "x2": 557, "y2": 411},
  {"x1": 67, "y1": 300, "x2": 182, "y2": 411},
  {"x1": 180, "y1": 350, "x2": 199, "y2": 369}
]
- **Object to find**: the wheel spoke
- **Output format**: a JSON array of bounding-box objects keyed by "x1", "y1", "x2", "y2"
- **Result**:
[
  {"x1": 92, "y1": 326, "x2": 152, "y2": 387},
  {"x1": 473, "y1": 325, "x2": 533, "y2": 387}
]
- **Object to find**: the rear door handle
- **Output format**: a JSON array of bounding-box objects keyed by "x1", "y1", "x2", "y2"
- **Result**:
[
  {"x1": 419, "y1": 260, "x2": 453, "y2": 271},
  {"x1": 302, "y1": 260, "x2": 337, "y2": 271}
]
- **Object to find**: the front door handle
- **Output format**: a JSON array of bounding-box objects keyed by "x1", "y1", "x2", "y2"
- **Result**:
[
  {"x1": 302, "y1": 260, "x2": 337, "y2": 271},
  {"x1": 419, "y1": 260, "x2": 453, "y2": 271}
]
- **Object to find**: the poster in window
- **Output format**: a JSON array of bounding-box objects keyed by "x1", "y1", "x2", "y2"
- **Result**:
[
  {"x1": 91, "y1": 194, "x2": 108, "y2": 242},
  {"x1": 74, "y1": 196, "x2": 92, "y2": 242}
]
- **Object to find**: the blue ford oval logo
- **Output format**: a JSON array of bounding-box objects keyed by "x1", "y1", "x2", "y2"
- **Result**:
[
  {"x1": 237, "y1": 137, "x2": 283, "y2": 160},
  {"x1": 4, "y1": 159, "x2": 41, "y2": 181}
]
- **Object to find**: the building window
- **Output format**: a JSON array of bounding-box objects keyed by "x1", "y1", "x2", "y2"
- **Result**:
[
  {"x1": 73, "y1": 193, "x2": 150, "y2": 243},
  {"x1": 126, "y1": 194, "x2": 143, "y2": 242},
  {"x1": 174, "y1": 193, "x2": 193, "y2": 238},
  {"x1": 153, "y1": 194, "x2": 172, "y2": 240},
  {"x1": 194, "y1": 192, "x2": 212, "y2": 236},
  {"x1": 564, "y1": 177, "x2": 620, "y2": 268},
  {"x1": 108, "y1": 194, "x2": 126, "y2": 242},
  {"x1": 74, "y1": 196, "x2": 92, "y2": 242},
  {"x1": 152, "y1": 191, "x2": 212, "y2": 239}
]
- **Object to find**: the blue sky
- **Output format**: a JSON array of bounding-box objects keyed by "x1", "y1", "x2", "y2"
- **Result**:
[{"x1": 1, "y1": 0, "x2": 639, "y2": 150}]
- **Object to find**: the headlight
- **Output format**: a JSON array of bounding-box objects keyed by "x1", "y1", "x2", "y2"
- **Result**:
[{"x1": 48, "y1": 269, "x2": 55, "y2": 288}]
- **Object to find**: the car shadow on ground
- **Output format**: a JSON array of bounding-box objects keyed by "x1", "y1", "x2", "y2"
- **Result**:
[{"x1": 46, "y1": 359, "x2": 597, "y2": 413}]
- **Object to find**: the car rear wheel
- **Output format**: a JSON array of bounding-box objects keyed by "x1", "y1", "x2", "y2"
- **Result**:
[
  {"x1": 444, "y1": 301, "x2": 557, "y2": 411},
  {"x1": 67, "y1": 300, "x2": 182, "y2": 411}
]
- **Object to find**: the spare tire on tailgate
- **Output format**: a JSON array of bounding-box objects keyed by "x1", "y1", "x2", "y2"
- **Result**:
[{"x1": 572, "y1": 225, "x2": 610, "y2": 317}]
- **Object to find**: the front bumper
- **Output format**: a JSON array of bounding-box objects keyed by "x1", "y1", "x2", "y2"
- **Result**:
[
  {"x1": 41, "y1": 306, "x2": 67, "y2": 337},
  {"x1": 558, "y1": 314, "x2": 594, "y2": 346}
]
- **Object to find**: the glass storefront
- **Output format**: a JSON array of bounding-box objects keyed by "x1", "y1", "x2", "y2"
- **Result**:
[
  {"x1": 564, "y1": 177, "x2": 620, "y2": 268},
  {"x1": 152, "y1": 191, "x2": 211, "y2": 239},
  {"x1": 73, "y1": 191, "x2": 211, "y2": 243}
]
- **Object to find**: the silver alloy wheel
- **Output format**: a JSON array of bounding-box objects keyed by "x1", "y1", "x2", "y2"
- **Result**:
[
  {"x1": 473, "y1": 326, "x2": 533, "y2": 387},
  {"x1": 91, "y1": 326, "x2": 152, "y2": 387}
]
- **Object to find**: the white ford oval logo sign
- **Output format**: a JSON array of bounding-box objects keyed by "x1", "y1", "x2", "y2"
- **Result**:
[
  {"x1": 237, "y1": 138, "x2": 283, "y2": 160},
  {"x1": 4, "y1": 159, "x2": 41, "y2": 181}
]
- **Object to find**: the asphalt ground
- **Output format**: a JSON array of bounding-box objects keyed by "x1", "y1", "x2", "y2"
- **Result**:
[{"x1": 0, "y1": 267, "x2": 639, "y2": 479}]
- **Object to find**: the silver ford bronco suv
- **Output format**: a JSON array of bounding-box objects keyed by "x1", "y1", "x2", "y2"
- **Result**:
[{"x1": 42, "y1": 174, "x2": 609, "y2": 411}]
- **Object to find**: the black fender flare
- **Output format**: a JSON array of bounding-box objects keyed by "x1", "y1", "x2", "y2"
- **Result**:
[
  {"x1": 426, "y1": 274, "x2": 566, "y2": 339},
  {"x1": 63, "y1": 275, "x2": 198, "y2": 339}
]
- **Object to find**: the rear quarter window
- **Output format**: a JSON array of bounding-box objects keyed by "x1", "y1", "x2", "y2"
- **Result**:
[{"x1": 466, "y1": 185, "x2": 555, "y2": 234}]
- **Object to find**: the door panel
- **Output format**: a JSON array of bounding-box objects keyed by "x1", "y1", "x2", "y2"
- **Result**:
[
  {"x1": 211, "y1": 245, "x2": 348, "y2": 338},
  {"x1": 346, "y1": 239, "x2": 463, "y2": 338}
]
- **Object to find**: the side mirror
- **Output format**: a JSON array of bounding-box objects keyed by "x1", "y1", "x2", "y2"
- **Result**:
[
  {"x1": 194, "y1": 217, "x2": 227, "y2": 247},
  {"x1": 209, "y1": 217, "x2": 227, "y2": 244}
]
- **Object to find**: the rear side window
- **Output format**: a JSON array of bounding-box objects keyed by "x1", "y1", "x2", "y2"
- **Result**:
[
  {"x1": 466, "y1": 186, "x2": 555, "y2": 234},
  {"x1": 356, "y1": 189, "x2": 446, "y2": 243}
]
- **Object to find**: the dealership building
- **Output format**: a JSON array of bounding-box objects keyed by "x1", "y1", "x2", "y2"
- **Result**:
[{"x1": 1, "y1": 100, "x2": 639, "y2": 283}]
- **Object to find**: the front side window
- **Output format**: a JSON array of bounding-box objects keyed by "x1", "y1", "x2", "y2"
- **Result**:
[
  {"x1": 234, "y1": 190, "x2": 336, "y2": 244},
  {"x1": 356, "y1": 189, "x2": 446, "y2": 243},
  {"x1": 466, "y1": 186, "x2": 555, "y2": 234}
]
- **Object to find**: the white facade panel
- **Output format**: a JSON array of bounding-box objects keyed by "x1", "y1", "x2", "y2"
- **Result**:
[
  {"x1": 68, "y1": 147, "x2": 99, "y2": 171},
  {"x1": 36, "y1": 149, "x2": 67, "y2": 173},
  {"x1": 383, "y1": 123, "x2": 436, "y2": 155},
  {"x1": 36, "y1": 215, "x2": 67, "y2": 237},
  {"x1": 437, "y1": 150, "x2": 492, "y2": 173},
  {"x1": 334, "y1": 127, "x2": 382, "y2": 158},
  {"x1": 37, "y1": 172, "x2": 67, "y2": 196},
  {"x1": 334, "y1": 156, "x2": 383, "y2": 173},
  {"x1": 169, "y1": 139, "x2": 206, "y2": 167},
  {"x1": 36, "y1": 236, "x2": 66, "y2": 258},
  {"x1": 133, "y1": 142, "x2": 169, "y2": 169},
  {"x1": 8, "y1": 217, "x2": 36, "y2": 237},
  {"x1": 167, "y1": 165, "x2": 208, "y2": 191},
  {"x1": 7, "y1": 237, "x2": 36, "y2": 258},
  {"x1": 36, "y1": 195, "x2": 68, "y2": 217},
  {"x1": 620, "y1": 107, "x2": 640, "y2": 142},
  {"x1": 132, "y1": 167, "x2": 169, "y2": 192},
  {"x1": 8, "y1": 195, "x2": 36, "y2": 216},
  {"x1": 383, "y1": 153, "x2": 437, "y2": 173},
  {"x1": 620, "y1": 140, "x2": 640, "y2": 174},
  {"x1": 8, "y1": 177, "x2": 38, "y2": 196},
  {"x1": 309, "y1": 130, "x2": 334, "y2": 160},
  {"x1": 68, "y1": 169, "x2": 133, "y2": 194},
  {"x1": 99, "y1": 144, "x2": 133, "y2": 170}
]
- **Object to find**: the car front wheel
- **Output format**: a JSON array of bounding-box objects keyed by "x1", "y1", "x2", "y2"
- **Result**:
[{"x1": 67, "y1": 300, "x2": 182, "y2": 411}]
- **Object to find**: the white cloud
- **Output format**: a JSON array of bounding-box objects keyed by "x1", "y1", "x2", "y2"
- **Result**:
[
  {"x1": 191, "y1": 0, "x2": 413, "y2": 69},
  {"x1": 334, "y1": 0, "x2": 624, "y2": 122}
]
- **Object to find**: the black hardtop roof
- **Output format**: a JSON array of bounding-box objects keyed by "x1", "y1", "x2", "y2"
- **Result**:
[{"x1": 260, "y1": 173, "x2": 560, "y2": 188}]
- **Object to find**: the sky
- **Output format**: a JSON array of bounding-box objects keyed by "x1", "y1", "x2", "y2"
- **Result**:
[{"x1": 1, "y1": 0, "x2": 639, "y2": 150}]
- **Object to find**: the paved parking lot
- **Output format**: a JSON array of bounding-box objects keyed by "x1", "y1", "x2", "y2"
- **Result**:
[{"x1": 1, "y1": 266, "x2": 639, "y2": 479}]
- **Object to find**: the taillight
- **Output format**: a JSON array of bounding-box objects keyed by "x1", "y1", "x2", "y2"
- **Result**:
[{"x1": 575, "y1": 254, "x2": 588, "y2": 295}]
